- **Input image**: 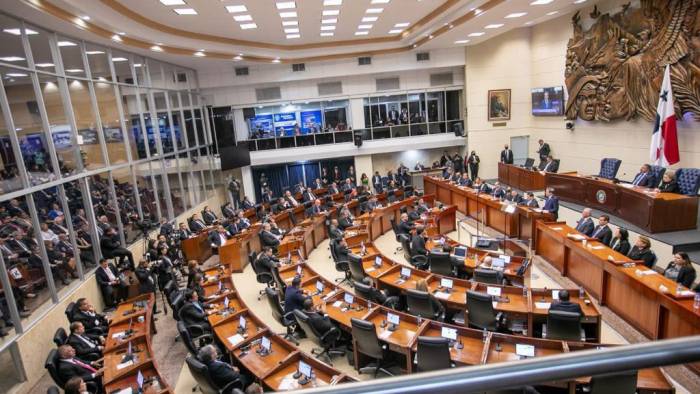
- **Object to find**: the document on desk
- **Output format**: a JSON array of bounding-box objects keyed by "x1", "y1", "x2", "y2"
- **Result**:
[
  {"x1": 535, "y1": 302, "x2": 551, "y2": 310},
  {"x1": 591, "y1": 245, "x2": 606, "y2": 250},
  {"x1": 516, "y1": 344, "x2": 536, "y2": 357},
  {"x1": 366, "y1": 267, "x2": 376, "y2": 273},
  {"x1": 379, "y1": 330, "x2": 393, "y2": 340},
  {"x1": 434, "y1": 291, "x2": 450, "y2": 300},
  {"x1": 116, "y1": 360, "x2": 134, "y2": 370},
  {"x1": 227, "y1": 334, "x2": 245, "y2": 347},
  {"x1": 115, "y1": 388, "x2": 133, "y2": 394},
  {"x1": 620, "y1": 183, "x2": 635, "y2": 189}
]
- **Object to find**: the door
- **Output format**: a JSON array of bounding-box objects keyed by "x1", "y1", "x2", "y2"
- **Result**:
[{"x1": 510, "y1": 136, "x2": 529, "y2": 166}]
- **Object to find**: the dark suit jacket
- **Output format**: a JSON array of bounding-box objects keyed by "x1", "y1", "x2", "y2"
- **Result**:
[
  {"x1": 543, "y1": 196, "x2": 559, "y2": 216},
  {"x1": 505, "y1": 194, "x2": 522, "y2": 204},
  {"x1": 537, "y1": 143, "x2": 551, "y2": 159},
  {"x1": 631, "y1": 172, "x2": 653, "y2": 187},
  {"x1": 99, "y1": 237, "x2": 123, "y2": 258},
  {"x1": 500, "y1": 149, "x2": 514, "y2": 164},
  {"x1": 242, "y1": 200, "x2": 254, "y2": 210},
  {"x1": 549, "y1": 301, "x2": 582, "y2": 315},
  {"x1": 205, "y1": 359, "x2": 241, "y2": 390},
  {"x1": 676, "y1": 265, "x2": 697, "y2": 288},
  {"x1": 329, "y1": 226, "x2": 344, "y2": 241},
  {"x1": 335, "y1": 243, "x2": 350, "y2": 262},
  {"x1": 610, "y1": 238, "x2": 631, "y2": 255},
  {"x1": 338, "y1": 217, "x2": 353, "y2": 230},
  {"x1": 260, "y1": 231, "x2": 280, "y2": 248},
  {"x1": 284, "y1": 286, "x2": 306, "y2": 315},
  {"x1": 575, "y1": 217, "x2": 594, "y2": 236},
  {"x1": 628, "y1": 246, "x2": 656, "y2": 268},
  {"x1": 180, "y1": 302, "x2": 208, "y2": 327},
  {"x1": 68, "y1": 334, "x2": 102, "y2": 358},
  {"x1": 58, "y1": 358, "x2": 97, "y2": 383},
  {"x1": 256, "y1": 255, "x2": 278, "y2": 274},
  {"x1": 658, "y1": 181, "x2": 679, "y2": 193},
  {"x1": 458, "y1": 178, "x2": 472, "y2": 187},
  {"x1": 521, "y1": 198, "x2": 539, "y2": 208},
  {"x1": 307, "y1": 310, "x2": 334, "y2": 334},
  {"x1": 591, "y1": 225, "x2": 612, "y2": 245},
  {"x1": 411, "y1": 235, "x2": 428, "y2": 256},
  {"x1": 221, "y1": 206, "x2": 236, "y2": 219},
  {"x1": 135, "y1": 267, "x2": 155, "y2": 294},
  {"x1": 189, "y1": 219, "x2": 207, "y2": 232},
  {"x1": 209, "y1": 231, "x2": 228, "y2": 247},
  {"x1": 95, "y1": 264, "x2": 119, "y2": 289},
  {"x1": 73, "y1": 310, "x2": 109, "y2": 332},
  {"x1": 541, "y1": 160, "x2": 559, "y2": 173},
  {"x1": 397, "y1": 220, "x2": 412, "y2": 236}
]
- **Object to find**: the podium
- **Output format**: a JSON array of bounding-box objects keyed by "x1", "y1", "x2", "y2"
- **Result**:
[{"x1": 181, "y1": 232, "x2": 213, "y2": 263}]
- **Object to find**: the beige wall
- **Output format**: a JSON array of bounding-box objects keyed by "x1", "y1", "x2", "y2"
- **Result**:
[{"x1": 465, "y1": 0, "x2": 700, "y2": 181}]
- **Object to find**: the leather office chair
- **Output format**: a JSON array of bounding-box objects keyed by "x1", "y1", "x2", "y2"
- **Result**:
[
  {"x1": 675, "y1": 168, "x2": 700, "y2": 195},
  {"x1": 474, "y1": 268, "x2": 503, "y2": 285},
  {"x1": 178, "y1": 303, "x2": 213, "y2": 339},
  {"x1": 416, "y1": 336, "x2": 453, "y2": 372},
  {"x1": 400, "y1": 234, "x2": 412, "y2": 262},
  {"x1": 350, "y1": 318, "x2": 394, "y2": 377},
  {"x1": 410, "y1": 255, "x2": 429, "y2": 270},
  {"x1": 649, "y1": 165, "x2": 666, "y2": 188},
  {"x1": 185, "y1": 355, "x2": 243, "y2": 394},
  {"x1": 64, "y1": 302, "x2": 76, "y2": 322},
  {"x1": 162, "y1": 280, "x2": 178, "y2": 298},
  {"x1": 330, "y1": 240, "x2": 351, "y2": 286},
  {"x1": 264, "y1": 287, "x2": 299, "y2": 345},
  {"x1": 587, "y1": 370, "x2": 638, "y2": 394},
  {"x1": 251, "y1": 252, "x2": 274, "y2": 301},
  {"x1": 52, "y1": 328, "x2": 67, "y2": 347},
  {"x1": 168, "y1": 290, "x2": 185, "y2": 321},
  {"x1": 545, "y1": 310, "x2": 584, "y2": 341},
  {"x1": 348, "y1": 253, "x2": 366, "y2": 283},
  {"x1": 466, "y1": 290, "x2": 505, "y2": 331},
  {"x1": 406, "y1": 289, "x2": 444, "y2": 321},
  {"x1": 271, "y1": 266, "x2": 287, "y2": 302},
  {"x1": 178, "y1": 320, "x2": 212, "y2": 356},
  {"x1": 353, "y1": 280, "x2": 375, "y2": 301},
  {"x1": 44, "y1": 349, "x2": 67, "y2": 388},
  {"x1": 598, "y1": 158, "x2": 621, "y2": 180},
  {"x1": 428, "y1": 251, "x2": 454, "y2": 276},
  {"x1": 46, "y1": 386, "x2": 60, "y2": 394},
  {"x1": 390, "y1": 221, "x2": 403, "y2": 254},
  {"x1": 293, "y1": 310, "x2": 345, "y2": 365}
]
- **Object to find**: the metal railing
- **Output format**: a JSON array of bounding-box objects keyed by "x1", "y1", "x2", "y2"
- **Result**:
[
  {"x1": 293, "y1": 335, "x2": 700, "y2": 394},
  {"x1": 242, "y1": 120, "x2": 464, "y2": 151}
]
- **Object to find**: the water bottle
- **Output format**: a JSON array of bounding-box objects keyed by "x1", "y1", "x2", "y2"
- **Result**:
[
  {"x1": 676, "y1": 283, "x2": 683, "y2": 295},
  {"x1": 482, "y1": 328, "x2": 487, "y2": 343},
  {"x1": 694, "y1": 293, "x2": 700, "y2": 310},
  {"x1": 522, "y1": 285, "x2": 527, "y2": 297},
  {"x1": 579, "y1": 287, "x2": 585, "y2": 299}
]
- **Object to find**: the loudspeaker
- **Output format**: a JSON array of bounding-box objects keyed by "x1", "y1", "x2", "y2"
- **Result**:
[
  {"x1": 452, "y1": 122, "x2": 463, "y2": 137},
  {"x1": 243, "y1": 107, "x2": 256, "y2": 119},
  {"x1": 353, "y1": 133, "x2": 363, "y2": 147}
]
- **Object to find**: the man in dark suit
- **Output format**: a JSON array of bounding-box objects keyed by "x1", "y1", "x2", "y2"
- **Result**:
[
  {"x1": 338, "y1": 211, "x2": 354, "y2": 230},
  {"x1": 540, "y1": 155, "x2": 559, "y2": 173},
  {"x1": 221, "y1": 202, "x2": 236, "y2": 219},
  {"x1": 473, "y1": 177, "x2": 491, "y2": 193},
  {"x1": 236, "y1": 211, "x2": 251, "y2": 230},
  {"x1": 198, "y1": 344, "x2": 247, "y2": 390},
  {"x1": 180, "y1": 289, "x2": 212, "y2": 332},
  {"x1": 467, "y1": 151, "x2": 480, "y2": 181},
  {"x1": 411, "y1": 226, "x2": 428, "y2": 257},
  {"x1": 631, "y1": 164, "x2": 654, "y2": 187},
  {"x1": 542, "y1": 187, "x2": 559, "y2": 219},
  {"x1": 284, "y1": 276, "x2": 308, "y2": 315},
  {"x1": 574, "y1": 208, "x2": 595, "y2": 236},
  {"x1": 208, "y1": 225, "x2": 229, "y2": 252},
  {"x1": 178, "y1": 222, "x2": 192, "y2": 240},
  {"x1": 415, "y1": 198, "x2": 430, "y2": 215},
  {"x1": 310, "y1": 199, "x2": 325, "y2": 216},
  {"x1": 7, "y1": 232, "x2": 32, "y2": 258},
  {"x1": 397, "y1": 213, "x2": 413, "y2": 236},
  {"x1": 72, "y1": 298, "x2": 109, "y2": 338},
  {"x1": 67, "y1": 322, "x2": 103, "y2": 361},
  {"x1": 56, "y1": 345, "x2": 102, "y2": 391},
  {"x1": 372, "y1": 171, "x2": 383, "y2": 193},
  {"x1": 491, "y1": 182, "x2": 506, "y2": 199},
  {"x1": 95, "y1": 259, "x2": 124, "y2": 308},
  {"x1": 549, "y1": 290, "x2": 582, "y2": 315},
  {"x1": 256, "y1": 247, "x2": 279, "y2": 274},
  {"x1": 505, "y1": 189, "x2": 522, "y2": 204},
  {"x1": 335, "y1": 238, "x2": 350, "y2": 262},
  {"x1": 303, "y1": 298, "x2": 335, "y2": 335},
  {"x1": 590, "y1": 215, "x2": 612, "y2": 245},
  {"x1": 303, "y1": 188, "x2": 317, "y2": 202},
  {"x1": 500, "y1": 144, "x2": 514, "y2": 164},
  {"x1": 262, "y1": 190, "x2": 275, "y2": 204},
  {"x1": 284, "y1": 191, "x2": 300, "y2": 207},
  {"x1": 189, "y1": 214, "x2": 207, "y2": 232},
  {"x1": 537, "y1": 139, "x2": 551, "y2": 166},
  {"x1": 201, "y1": 207, "x2": 218, "y2": 225},
  {"x1": 225, "y1": 217, "x2": 240, "y2": 236},
  {"x1": 458, "y1": 172, "x2": 472, "y2": 187},
  {"x1": 521, "y1": 192, "x2": 539, "y2": 208},
  {"x1": 260, "y1": 223, "x2": 281, "y2": 248},
  {"x1": 329, "y1": 219, "x2": 344, "y2": 241},
  {"x1": 241, "y1": 196, "x2": 255, "y2": 210},
  {"x1": 100, "y1": 227, "x2": 134, "y2": 269},
  {"x1": 366, "y1": 196, "x2": 379, "y2": 212},
  {"x1": 328, "y1": 182, "x2": 340, "y2": 195}
]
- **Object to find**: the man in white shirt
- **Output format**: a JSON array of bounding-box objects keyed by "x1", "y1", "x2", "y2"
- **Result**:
[
  {"x1": 284, "y1": 190, "x2": 299, "y2": 207},
  {"x1": 67, "y1": 321, "x2": 103, "y2": 361},
  {"x1": 40, "y1": 222, "x2": 59, "y2": 244}
]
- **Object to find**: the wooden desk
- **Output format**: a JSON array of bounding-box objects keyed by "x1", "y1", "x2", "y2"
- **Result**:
[
  {"x1": 498, "y1": 162, "x2": 546, "y2": 191},
  {"x1": 263, "y1": 352, "x2": 349, "y2": 391},
  {"x1": 545, "y1": 172, "x2": 698, "y2": 233},
  {"x1": 213, "y1": 311, "x2": 267, "y2": 352},
  {"x1": 414, "y1": 321, "x2": 486, "y2": 366},
  {"x1": 103, "y1": 361, "x2": 171, "y2": 394},
  {"x1": 233, "y1": 334, "x2": 296, "y2": 379},
  {"x1": 103, "y1": 336, "x2": 152, "y2": 384},
  {"x1": 485, "y1": 332, "x2": 565, "y2": 364},
  {"x1": 181, "y1": 231, "x2": 213, "y2": 263},
  {"x1": 363, "y1": 307, "x2": 423, "y2": 373},
  {"x1": 219, "y1": 225, "x2": 262, "y2": 273}
]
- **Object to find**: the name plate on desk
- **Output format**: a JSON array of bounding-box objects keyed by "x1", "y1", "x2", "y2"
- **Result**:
[
  {"x1": 487, "y1": 286, "x2": 502, "y2": 297},
  {"x1": 516, "y1": 344, "x2": 535, "y2": 357},
  {"x1": 227, "y1": 334, "x2": 245, "y2": 346}
]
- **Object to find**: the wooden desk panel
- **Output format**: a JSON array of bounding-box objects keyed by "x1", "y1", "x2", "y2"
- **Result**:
[
  {"x1": 103, "y1": 336, "x2": 152, "y2": 384},
  {"x1": 233, "y1": 335, "x2": 296, "y2": 378},
  {"x1": 103, "y1": 361, "x2": 171, "y2": 394},
  {"x1": 498, "y1": 163, "x2": 546, "y2": 191},
  {"x1": 181, "y1": 232, "x2": 213, "y2": 263},
  {"x1": 416, "y1": 323, "x2": 485, "y2": 366},
  {"x1": 263, "y1": 352, "x2": 345, "y2": 391}
]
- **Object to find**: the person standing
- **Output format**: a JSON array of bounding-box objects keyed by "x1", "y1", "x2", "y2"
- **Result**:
[
  {"x1": 537, "y1": 139, "x2": 551, "y2": 167},
  {"x1": 227, "y1": 177, "x2": 241, "y2": 209},
  {"x1": 500, "y1": 144, "x2": 514, "y2": 164},
  {"x1": 467, "y1": 151, "x2": 480, "y2": 181}
]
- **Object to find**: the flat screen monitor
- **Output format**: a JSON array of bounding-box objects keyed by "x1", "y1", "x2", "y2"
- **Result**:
[{"x1": 531, "y1": 86, "x2": 564, "y2": 116}]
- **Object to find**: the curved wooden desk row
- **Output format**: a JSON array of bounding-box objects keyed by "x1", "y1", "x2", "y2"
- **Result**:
[
  {"x1": 424, "y1": 177, "x2": 554, "y2": 244},
  {"x1": 535, "y1": 221, "x2": 700, "y2": 371},
  {"x1": 199, "y1": 264, "x2": 356, "y2": 391},
  {"x1": 102, "y1": 293, "x2": 173, "y2": 394}
]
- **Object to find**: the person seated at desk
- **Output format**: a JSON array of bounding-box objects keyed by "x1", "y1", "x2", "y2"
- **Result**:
[
  {"x1": 539, "y1": 155, "x2": 559, "y2": 173},
  {"x1": 198, "y1": 344, "x2": 249, "y2": 391},
  {"x1": 416, "y1": 278, "x2": 445, "y2": 318},
  {"x1": 189, "y1": 214, "x2": 208, "y2": 232},
  {"x1": 221, "y1": 202, "x2": 236, "y2": 219},
  {"x1": 542, "y1": 187, "x2": 559, "y2": 220},
  {"x1": 366, "y1": 196, "x2": 380, "y2": 212},
  {"x1": 610, "y1": 227, "x2": 631, "y2": 255},
  {"x1": 338, "y1": 211, "x2": 355, "y2": 230},
  {"x1": 256, "y1": 247, "x2": 280, "y2": 274},
  {"x1": 209, "y1": 225, "x2": 230, "y2": 252},
  {"x1": 590, "y1": 215, "x2": 612, "y2": 245},
  {"x1": 190, "y1": 274, "x2": 208, "y2": 302},
  {"x1": 415, "y1": 198, "x2": 430, "y2": 215},
  {"x1": 63, "y1": 376, "x2": 94, "y2": 394},
  {"x1": 335, "y1": 238, "x2": 350, "y2": 262},
  {"x1": 472, "y1": 177, "x2": 491, "y2": 193},
  {"x1": 72, "y1": 298, "x2": 109, "y2": 338},
  {"x1": 663, "y1": 252, "x2": 697, "y2": 288},
  {"x1": 262, "y1": 190, "x2": 275, "y2": 204},
  {"x1": 186, "y1": 260, "x2": 203, "y2": 289},
  {"x1": 302, "y1": 187, "x2": 317, "y2": 202},
  {"x1": 329, "y1": 219, "x2": 344, "y2": 241},
  {"x1": 310, "y1": 199, "x2": 326, "y2": 216},
  {"x1": 458, "y1": 172, "x2": 472, "y2": 187},
  {"x1": 656, "y1": 171, "x2": 680, "y2": 193},
  {"x1": 56, "y1": 345, "x2": 103, "y2": 393},
  {"x1": 406, "y1": 205, "x2": 421, "y2": 222},
  {"x1": 225, "y1": 217, "x2": 241, "y2": 236},
  {"x1": 236, "y1": 210, "x2": 251, "y2": 229},
  {"x1": 201, "y1": 206, "x2": 218, "y2": 225},
  {"x1": 303, "y1": 297, "x2": 337, "y2": 334},
  {"x1": 100, "y1": 227, "x2": 134, "y2": 270},
  {"x1": 631, "y1": 164, "x2": 654, "y2": 187},
  {"x1": 520, "y1": 192, "x2": 539, "y2": 208},
  {"x1": 273, "y1": 197, "x2": 290, "y2": 214},
  {"x1": 260, "y1": 223, "x2": 282, "y2": 249},
  {"x1": 575, "y1": 208, "x2": 595, "y2": 236},
  {"x1": 67, "y1": 322, "x2": 103, "y2": 361},
  {"x1": 396, "y1": 213, "x2": 414, "y2": 237},
  {"x1": 327, "y1": 182, "x2": 340, "y2": 195},
  {"x1": 505, "y1": 189, "x2": 522, "y2": 204},
  {"x1": 180, "y1": 289, "x2": 214, "y2": 332},
  {"x1": 442, "y1": 168, "x2": 453, "y2": 181},
  {"x1": 345, "y1": 188, "x2": 359, "y2": 202},
  {"x1": 269, "y1": 218, "x2": 285, "y2": 237},
  {"x1": 284, "y1": 276, "x2": 308, "y2": 316},
  {"x1": 241, "y1": 196, "x2": 255, "y2": 210},
  {"x1": 628, "y1": 235, "x2": 656, "y2": 268},
  {"x1": 312, "y1": 178, "x2": 324, "y2": 190},
  {"x1": 414, "y1": 162, "x2": 426, "y2": 171},
  {"x1": 284, "y1": 190, "x2": 300, "y2": 208},
  {"x1": 361, "y1": 277, "x2": 400, "y2": 308},
  {"x1": 549, "y1": 290, "x2": 582, "y2": 315},
  {"x1": 491, "y1": 182, "x2": 506, "y2": 199},
  {"x1": 178, "y1": 223, "x2": 193, "y2": 240},
  {"x1": 342, "y1": 178, "x2": 354, "y2": 192},
  {"x1": 411, "y1": 226, "x2": 429, "y2": 257}
]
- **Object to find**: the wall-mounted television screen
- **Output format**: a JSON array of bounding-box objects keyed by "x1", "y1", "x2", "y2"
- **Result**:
[{"x1": 531, "y1": 86, "x2": 564, "y2": 116}]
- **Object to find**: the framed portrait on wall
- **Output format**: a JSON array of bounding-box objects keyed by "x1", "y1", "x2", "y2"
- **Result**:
[{"x1": 488, "y1": 89, "x2": 511, "y2": 121}]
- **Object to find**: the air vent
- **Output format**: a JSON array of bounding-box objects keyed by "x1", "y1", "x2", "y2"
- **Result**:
[
  {"x1": 235, "y1": 66, "x2": 249, "y2": 76},
  {"x1": 318, "y1": 81, "x2": 343, "y2": 96},
  {"x1": 430, "y1": 72, "x2": 454, "y2": 86},
  {"x1": 376, "y1": 77, "x2": 400, "y2": 91},
  {"x1": 416, "y1": 52, "x2": 430, "y2": 62},
  {"x1": 255, "y1": 86, "x2": 281, "y2": 101},
  {"x1": 358, "y1": 56, "x2": 372, "y2": 66},
  {"x1": 292, "y1": 63, "x2": 306, "y2": 72},
  {"x1": 177, "y1": 72, "x2": 187, "y2": 82}
]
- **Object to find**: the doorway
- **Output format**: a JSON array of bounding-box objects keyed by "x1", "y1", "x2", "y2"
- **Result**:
[{"x1": 510, "y1": 135, "x2": 529, "y2": 166}]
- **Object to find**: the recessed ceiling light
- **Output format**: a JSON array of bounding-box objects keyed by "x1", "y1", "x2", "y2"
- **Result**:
[
  {"x1": 322, "y1": 18, "x2": 338, "y2": 24},
  {"x1": 85, "y1": 50, "x2": 104, "y2": 55},
  {"x1": 322, "y1": 9, "x2": 340, "y2": 16},
  {"x1": 117, "y1": 32, "x2": 126, "y2": 35},
  {"x1": 485, "y1": 24, "x2": 503, "y2": 29},
  {"x1": 276, "y1": 1, "x2": 296, "y2": 9},
  {"x1": 57, "y1": 41, "x2": 76, "y2": 47},
  {"x1": 233, "y1": 14, "x2": 253, "y2": 21},
  {"x1": 279, "y1": 11, "x2": 298, "y2": 18},
  {"x1": 366, "y1": 8, "x2": 383, "y2": 13},
  {"x1": 111, "y1": 57, "x2": 128, "y2": 62},
  {"x1": 284, "y1": 28, "x2": 299, "y2": 33},
  {"x1": 111, "y1": 34, "x2": 122, "y2": 42},
  {"x1": 454, "y1": 40, "x2": 470, "y2": 44},
  {"x1": 35, "y1": 63, "x2": 54, "y2": 67},
  {"x1": 524, "y1": 21, "x2": 534, "y2": 25},
  {"x1": 65, "y1": 69, "x2": 83, "y2": 73},
  {"x1": 80, "y1": 15, "x2": 90, "y2": 21},
  {"x1": 320, "y1": 32, "x2": 334, "y2": 36},
  {"x1": 134, "y1": 63, "x2": 142, "y2": 67},
  {"x1": 0, "y1": 56, "x2": 24, "y2": 62},
  {"x1": 505, "y1": 12, "x2": 527, "y2": 18},
  {"x1": 226, "y1": 5, "x2": 247, "y2": 13},
  {"x1": 240, "y1": 23, "x2": 258, "y2": 29},
  {"x1": 355, "y1": 31, "x2": 369, "y2": 35},
  {"x1": 282, "y1": 20, "x2": 298, "y2": 26},
  {"x1": 394, "y1": 22, "x2": 409, "y2": 27},
  {"x1": 272, "y1": 58, "x2": 281, "y2": 63},
  {"x1": 388, "y1": 29, "x2": 402, "y2": 34},
  {"x1": 546, "y1": 11, "x2": 559, "y2": 15},
  {"x1": 530, "y1": 0, "x2": 553, "y2": 4},
  {"x1": 3, "y1": 28, "x2": 38, "y2": 35},
  {"x1": 286, "y1": 34, "x2": 300, "y2": 39},
  {"x1": 574, "y1": 0, "x2": 587, "y2": 3},
  {"x1": 194, "y1": 51, "x2": 206, "y2": 57},
  {"x1": 468, "y1": 32, "x2": 485, "y2": 37},
  {"x1": 151, "y1": 45, "x2": 163, "y2": 51},
  {"x1": 320, "y1": 25, "x2": 336, "y2": 31},
  {"x1": 358, "y1": 24, "x2": 373, "y2": 29},
  {"x1": 362, "y1": 16, "x2": 378, "y2": 22},
  {"x1": 371, "y1": 0, "x2": 390, "y2": 3},
  {"x1": 159, "y1": 0, "x2": 185, "y2": 5},
  {"x1": 6, "y1": 73, "x2": 28, "y2": 77},
  {"x1": 324, "y1": 0, "x2": 342, "y2": 5},
  {"x1": 233, "y1": 55, "x2": 243, "y2": 61},
  {"x1": 173, "y1": 8, "x2": 197, "y2": 15}
]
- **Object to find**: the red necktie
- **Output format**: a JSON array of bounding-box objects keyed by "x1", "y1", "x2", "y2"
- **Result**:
[{"x1": 73, "y1": 359, "x2": 97, "y2": 373}]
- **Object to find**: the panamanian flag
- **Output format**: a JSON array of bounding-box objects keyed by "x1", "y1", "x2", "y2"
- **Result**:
[{"x1": 650, "y1": 65, "x2": 680, "y2": 166}]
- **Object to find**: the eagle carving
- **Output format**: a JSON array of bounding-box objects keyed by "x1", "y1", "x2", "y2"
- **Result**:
[{"x1": 564, "y1": 0, "x2": 700, "y2": 122}]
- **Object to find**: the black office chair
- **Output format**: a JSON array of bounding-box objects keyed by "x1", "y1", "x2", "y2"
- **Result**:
[
  {"x1": 45, "y1": 349, "x2": 66, "y2": 389},
  {"x1": 415, "y1": 336, "x2": 453, "y2": 372},
  {"x1": 162, "y1": 280, "x2": 178, "y2": 298},
  {"x1": 353, "y1": 280, "x2": 375, "y2": 301},
  {"x1": 410, "y1": 255, "x2": 429, "y2": 270},
  {"x1": 251, "y1": 252, "x2": 274, "y2": 301},
  {"x1": 178, "y1": 305, "x2": 213, "y2": 340},
  {"x1": 64, "y1": 302, "x2": 76, "y2": 322},
  {"x1": 53, "y1": 328, "x2": 67, "y2": 347},
  {"x1": 390, "y1": 221, "x2": 403, "y2": 254},
  {"x1": 466, "y1": 290, "x2": 505, "y2": 331},
  {"x1": 168, "y1": 290, "x2": 185, "y2": 320},
  {"x1": 348, "y1": 254, "x2": 366, "y2": 283},
  {"x1": 406, "y1": 289, "x2": 444, "y2": 321},
  {"x1": 428, "y1": 251, "x2": 454, "y2": 276},
  {"x1": 350, "y1": 318, "x2": 394, "y2": 377},
  {"x1": 178, "y1": 320, "x2": 213, "y2": 356},
  {"x1": 46, "y1": 386, "x2": 60, "y2": 394},
  {"x1": 293, "y1": 310, "x2": 345, "y2": 365},
  {"x1": 474, "y1": 268, "x2": 503, "y2": 285},
  {"x1": 586, "y1": 370, "x2": 638, "y2": 394},
  {"x1": 185, "y1": 355, "x2": 243, "y2": 394},
  {"x1": 264, "y1": 287, "x2": 299, "y2": 345},
  {"x1": 271, "y1": 266, "x2": 287, "y2": 300},
  {"x1": 545, "y1": 310, "x2": 584, "y2": 341},
  {"x1": 330, "y1": 241, "x2": 351, "y2": 286},
  {"x1": 400, "y1": 234, "x2": 412, "y2": 262}
]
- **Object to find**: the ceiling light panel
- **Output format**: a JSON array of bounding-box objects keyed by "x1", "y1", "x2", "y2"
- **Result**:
[
  {"x1": 371, "y1": 0, "x2": 391, "y2": 3},
  {"x1": 320, "y1": 32, "x2": 334, "y2": 36},
  {"x1": 324, "y1": 0, "x2": 342, "y2": 5},
  {"x1": 530, "y1": 0, "x2": 553, "y2": 4},
  {"x1": 284, "y1": 28, "x2": 299, "y2": 33},
  {"x1": 279, "y1": 11, "x2": 298, "y2": 18},
  {"x1": 468, "y1": 32, "x2": 485, "y2": 36},
  {"x1": 362, "y1": 16, "x2": 378, "y2": 22},
  {"x1": 366, "y1": 8, "x2": 383, "y2": 13},
  {"x1": 358, "y1": 24, "x2": 373, "y2": 29},
  {"x1": 159, "y1": 0, "x2": 185, "y2": 5},
  {"x1": 322, "y1": 9, "x2": 340, "y2": 16},
  {"x1": 57, "y1": 41, "x2": 76, "y2": 47},
  {"x1": 320, "y1": 25, "x2": 336, "y2": 31},
  {"x1": 173, "y1": 8, "x2": 197, "y2": 15},
  {"x1": 388, "y1": 29, "x2": 402, "y2": 34},
  {"x1": 355, "y1": 31, "x2": 368, "y2": 36},
  {"x1": 282, "y1": 20, "x2": 298, "y2": 26},
  {"x1": 286, "y1": 34, "x2": 300, "y2": 39},
  {"x1": 0, "y1": 56, "x2": 25, "y2": 62},
  {"x1": 505, "y1": 12, "x2": 527, "y2": 18},
  {"x1": 394, "y1": 22, "x2": 409, "y2": 27},
  {"x1": 485, "y1": 24, "x2": 503, "y2": 28},
  {"x1": 226, "y1": 5, "x2": 247, "y2": 13},
  {"x1": 233, "y1": 15, "x2": 253, "y2": 21},
  {"x1": 240, "y1": 23, "x2": 257, "y2": 29},
  {"x1": 276, "y1": 2, "x2": 296, "y2": 9},
  {"x1": 322, "y1": 18, "x2": 338, "y2": 24},
  {"x1": 454, "y1": 39, "x2": 469, "y2": 44}
]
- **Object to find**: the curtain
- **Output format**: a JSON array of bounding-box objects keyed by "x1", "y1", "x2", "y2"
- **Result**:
[
  {"x1": 288, "y1": 164, "x2": 305, "y2": 189},
  {"x1": 304, "y1": 163, "x2": 320, "y2": 186},
  {"x1": 252, "y1": 165, "x2": 288, "y2": 202}
]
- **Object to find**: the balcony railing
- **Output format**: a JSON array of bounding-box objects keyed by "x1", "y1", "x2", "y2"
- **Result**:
[{"x1": 243, "y1": 120, "x2": 464, "y2": 151}]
